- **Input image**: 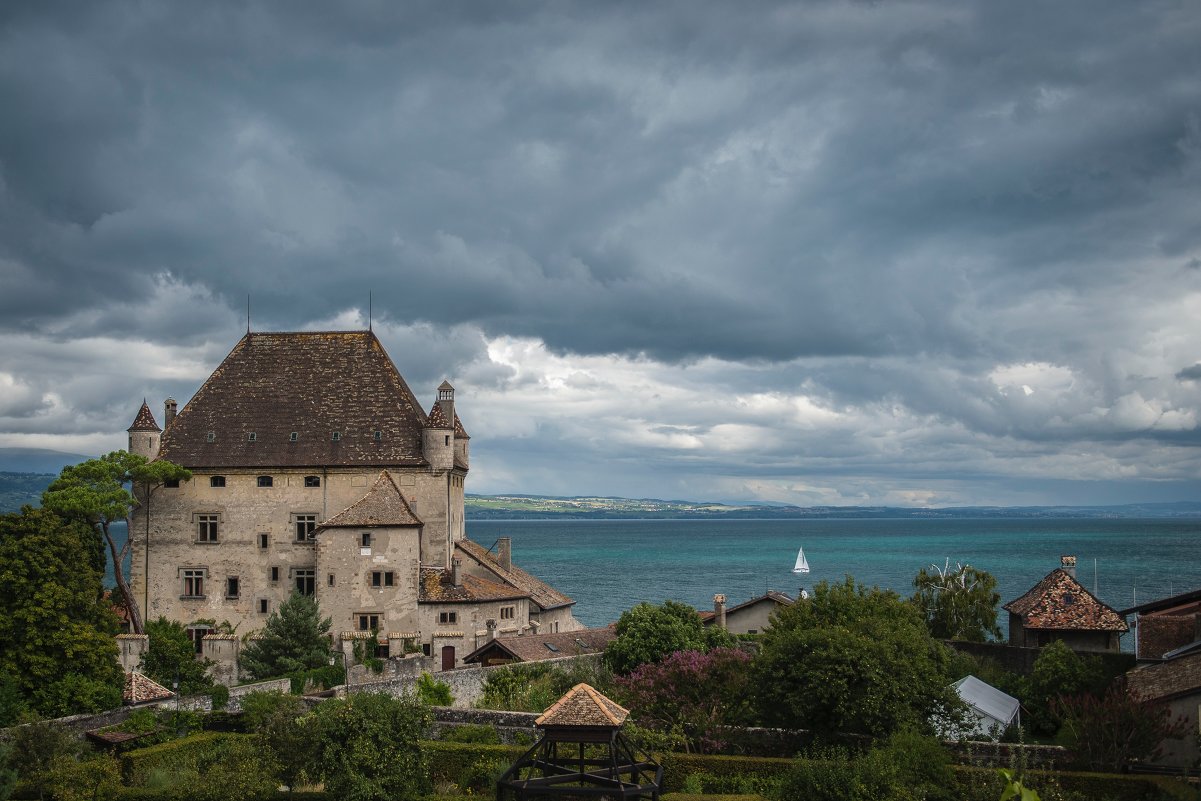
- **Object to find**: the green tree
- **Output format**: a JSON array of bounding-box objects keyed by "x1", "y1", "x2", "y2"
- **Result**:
[
  {"x1": 1023, "y1": 640, "x2": 1107, "y2": 735},
  {"x1": 42, "y1": 452, "x2": 191, "y2": 634},
  {"x1": 4, "y1": 720, "x2": 78, "y2": 801},
  {"x1": 45, "y1": 754, "x2": 121, "y2": 801},
  {"x1": 240, "y1": 592, "x2": 333, "y2": 680},
  {"x1": 311, "y1": 692, "x2": 432, "y2": 801},
  {"x1": 911, "y1": 560, "x2": 1002, "y2": 642},
  {"x1": 415, "y1": 673, "x2": 454, "y2": 706},
  {"x1": 240, "y1": 691, "x2": 316, "y2": 793},
  {"x1": 0, "y1": 507, "x2": 123, "y2": 718},
  {"x1": 604, "y1": 600, "x2": 733, "y2": 675},
  {"x1": 753, "y1": 577, "x2": 961, "y2": 740},
  {"x1": 140, "y1": 618, "x2": 214, "y2": 695}
]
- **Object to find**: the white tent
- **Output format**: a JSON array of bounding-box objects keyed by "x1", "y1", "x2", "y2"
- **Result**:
[{"x1": 948, "y1": 675, "x2": 1020, "y2": 740}]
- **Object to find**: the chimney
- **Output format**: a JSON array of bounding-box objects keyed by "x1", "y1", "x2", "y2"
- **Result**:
[
  {"x1": 1060, "y1": 555, "x2": 1077, "y2": 579},
  {"x1": 497, "y1": 537, "x2": 512, "y2": 572},
  {"x1": 164, "y1": 397, "x2": 178, "y2": 429},
  {"x1": 451, "y1": 558, "x2": 461, "y2": 587},
  {"x1": 714, "y1": 594, "x2": 727, "y2": 630},
  {"x1": 486, "y1": 619, "x2": 497, "y2": 642},
  {"x1": 437, "y1": 381, "x2": 455, "y2": 430}
]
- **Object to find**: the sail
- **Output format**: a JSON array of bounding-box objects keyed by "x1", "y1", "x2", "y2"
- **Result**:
[{"x1": 792, "y1": 547, "x2": 810, "y2": 574}]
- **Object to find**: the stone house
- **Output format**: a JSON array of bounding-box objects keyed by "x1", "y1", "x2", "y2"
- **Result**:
[
  {"x1": 126, "y1": 330, "x2": 579, "y2": 669},
  {"x1": 1125, "y1": 642, "x2": 1201, "y2": 767},
  {"x1": 700, "y1": 591, "x2": 794, "y2": 635},
  {"x1": 1002, "y1": 556, "x2": 1127, "y2": 652},
  {"x1": 1120, "y1": 587, "x2": 1201, "y2": 662}
]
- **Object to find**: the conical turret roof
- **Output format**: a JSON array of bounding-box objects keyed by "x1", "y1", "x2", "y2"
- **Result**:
[{"x1": 127, "y1": 400, "x2": 161, "y2": 432}]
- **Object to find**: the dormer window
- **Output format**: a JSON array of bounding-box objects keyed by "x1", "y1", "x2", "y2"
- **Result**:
[
  {"x1": 289, "y1": 432, "x2": 298, "y2": 442},
  {"x1": 373, "y1": 430, "x2": 382, "y2": 441},
  {"x1": 210, "y1": 476, "x2": 226, "y2": 488},
  {"x1": 247, "y1": 432, "x2": 257, "y2": 442},
  {"x1": 257, "y1": 475, "x2": 273, "y2": 488},
  {"x1": 331, "y1": 431, "x2": 341, "y2": 442},
  {"x1": 206, "y1": 432, "x2": 216, "y2": 443}
]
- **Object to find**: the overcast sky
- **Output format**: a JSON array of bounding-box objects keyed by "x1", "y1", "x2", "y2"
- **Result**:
[{"x1": 2, "y1": 2, "x2": 1200, "y2": 506}]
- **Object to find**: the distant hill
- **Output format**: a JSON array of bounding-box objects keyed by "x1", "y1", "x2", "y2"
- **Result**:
[
  {"x1": 0, "y1": 472, "x2": 55, "y2": 512},
  {"x1": 0, "y1": 447, "x2": 91, "y2": 474},
  {"x1": 465, "y1": 493, "x2": 1201, "y2": 520}
]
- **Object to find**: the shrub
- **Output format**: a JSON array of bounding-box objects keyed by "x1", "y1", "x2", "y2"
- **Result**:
[
  {"x1": 424, "y1": 741, "x2": 523, "y2": 786},
  {"x1": 45, "y1": 755, "x2": 122, "y2": 801},
  {"x1": 415, "y1": 673, "x2": 454, "y2": 706},
  {"x1": 310, "y1": 692, "x2": 431, "y2": 801},
  {"x1": 1053, "y1": 682, "x2": 1188, "y2": 772},
  {"x1": 440, "y1": 724, "x2": 501, "y2": 745},
  {"x1": 209, "y1": 685, "x2": 230, "y2": 711}
]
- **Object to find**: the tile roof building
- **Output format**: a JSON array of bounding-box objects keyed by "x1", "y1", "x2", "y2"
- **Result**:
[
  {"x1": 127, "y1": 330, "x2": 579, "y2": 670},
  {"x1": 463, "y1": 625, "x2": 617, "y2": 666},
  {"x1": 1120, "y1": 587, "x2": 1201, "y2": 662},
  {"x1": 702, "y1": 590, "x2": 794, "y2": 635},
  {"x1": 1002, "y1": 556, "x2": 1127, "y2": 652}
]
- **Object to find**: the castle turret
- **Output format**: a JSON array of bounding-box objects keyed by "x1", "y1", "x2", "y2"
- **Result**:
[
  {"x1": 127, "y1": 400, "x2": 161, "y2": 459},
  {"x1": 422, "y1": 382, "x2": 454, "y2": 472}
]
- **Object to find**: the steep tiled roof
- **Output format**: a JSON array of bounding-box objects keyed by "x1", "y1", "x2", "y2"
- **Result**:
[
  {"x1": 453, "y1": 413, "x2": 470, "y2": 440},
  {"x1": 464, "y1": 625, "x2": 617, "y2": 664},
  {"x1": 456, "y1": 538, "x2": 574, "y2": 611},
  {"x1": 128, "y1": 401, "x2": 161, "y2": 432},
  {"x1": 123, "y1": 672, "x2": 174, "y2": 704},
  {"x1": 427, "y1": 403, "x2": 451, "y2": 428},
  {"x1": 536, "y1": 683, "x2": 629, "y2": 728},
  {"x1": 1138, "y1": 616, "x2": 1198, "y2": 661},
  {"x1": 419, "y1": 567, "x2": 527, "y2": 603},
  {"x1": 1003, "y1": 569, "x2": 1128, "y2": 632},
  {"x1": 1127, "y1": 651, "x2": 1201, "y2": 702},
  {"x1": 159, "y1": 331, "x2": 430, "y2": 468},
  {"x1": 320, "y1": 471, "x2": 422, "y2": 527}
]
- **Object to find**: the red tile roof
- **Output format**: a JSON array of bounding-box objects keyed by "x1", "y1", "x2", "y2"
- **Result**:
[
  {"x1": 123, "y1": 671, "x2": 174, "y2": 704},
  {"x1": 1126, "y1": 651, "x2": 1201, "y2": 702},
  {"x1": 1003, "y1": 568, "x2": 1128, "y2": 632},
  {"x1": 419, "y1": 567, "x2": 528, "y2": 603},
  {"x1": 159, "y1": 331, "x2": 432, "y2": 468},
  {"x1": 535, "y1": 683, "x2": 629, "y2": 728},
  {"x1": 463, "y1": 625, "x2": 617, "y2": 664},
  {"x1": 456, "y1": 539, "x2": 574, "y2": 611},
  {"x1": 127, "y1": 401, "x2": 161, "y2": 432},
  {"x1": 320, "y1": 471, "x2": 422, "y2": 527},
  {"x1": 453, "y1": 413, "x2": 470, "y2": 440},
  {"x1": 426, "y1": 403, "x2": 451, "y2": 428}
]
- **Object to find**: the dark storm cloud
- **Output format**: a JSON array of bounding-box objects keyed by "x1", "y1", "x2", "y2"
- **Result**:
[{"x1": 2, "y1": 1, "x2": 1200, "y2": 502}]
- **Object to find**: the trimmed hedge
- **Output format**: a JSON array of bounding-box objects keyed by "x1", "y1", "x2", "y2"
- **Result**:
[
  {"x1": 661, "y1": 796, "x2": 766, "y2": 801},
  {"x1": 120, "y1": 732, "x2": 256, "y2": 785},
  {"x1": 424, "y1": 740, "x2": 524, "y2": 785},
  {"x1": 952, "y1": 765, "x2": 1172, "y2": 801},
  {"x1": 658, "y1": 752, "x2": 793, "y2": 795}
]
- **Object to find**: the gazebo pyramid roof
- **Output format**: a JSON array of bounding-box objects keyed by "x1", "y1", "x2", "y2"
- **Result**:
[{"x1": 535, "y1": 682, "x2": 629, "y2": 728}]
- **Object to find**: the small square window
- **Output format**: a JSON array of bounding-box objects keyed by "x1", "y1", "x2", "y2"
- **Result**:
[
  {"x1": 438, "y1": 611, "x2": 457, "y2": 625},
  {"x1": 206, "y1": 432, "x2": 216, "y2": 443},
  {"x1": 331, "y1": 431, "x2": 341, "y2": 442},
  {"x1": 360, "y1": 531, "x2": 372, "y2": 548},
  {"x1": 258, "y1": 598, "x2": 269, "y2": 614},
  {"x1": 357, "y1": 613, "x2": 381, "y2": 631},
  {"x1": 289, "y1": 432, "x2": 298, "y2": 442},
  {"x1": 247, "y1": 432, "x2": 257, "y2": 442},
  {"x1": 258, "y1": 533, "x2": 269, "y2": 549},
  {"x1": 371, "y1": 571, "x2": 395, "y2": 588},
  {"x1": 257, "y1": 475, "x2": 273, "y2": 488},
  {"x1": 226, "y1": 577, "x2": 240, "y2": 598},
  {"x1": 304, "y1": 475, "x2": 321, "y2": 488},
  {"x1": 164, "y1": 478, "x2": 180, "y2": 488},
  {"x1": 270, "y1": 566, "x2": 280, "y2": 583},
  {"x1": 210, "y1": 476, "x2": 226, "y2": 488}
]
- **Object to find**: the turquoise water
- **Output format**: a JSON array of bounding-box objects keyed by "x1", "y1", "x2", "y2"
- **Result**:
[{"x1": 465, "y1": 518, "x2": 1201, "y2": 636}]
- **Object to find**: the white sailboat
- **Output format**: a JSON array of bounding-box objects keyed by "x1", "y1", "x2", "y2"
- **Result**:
[{"x1": 792, "y1": 547, "x2": 810, "y2": 575}]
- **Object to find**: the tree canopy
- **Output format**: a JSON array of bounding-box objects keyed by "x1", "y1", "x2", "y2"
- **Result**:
[
  {"x1": 0, "y1": 506, "x2": 123, "y2": 720},
  {"x1": 141, "y1": 618, "x2": 214, "y2": 696},
  {"x1": 604, "y1": 599, "x2": 733, "y2": 675},
  {"x1": 240, "y1": 592, "x2": 333, "y2": 680},
  {"x1": 42, "y1": 452, "x2": 191, "y2": 634},
  {"x1": 753, "y1": 576, "x2": 960, "y2": 740},
  {"x1": 911, "y1": 560, "x2": 1002, "y2": 642},
  {"x1": 311, "y1": 691, "x2": 431, "y2": 801}
]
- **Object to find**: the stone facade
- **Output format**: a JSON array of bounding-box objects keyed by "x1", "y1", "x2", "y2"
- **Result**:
[{"x1": 127, "y1": 331, "x2": 578, "y2": 667}]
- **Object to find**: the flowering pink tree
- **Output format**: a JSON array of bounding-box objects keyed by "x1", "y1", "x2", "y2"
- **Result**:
[{"x1": 616, "y1": 647, "x2": 753, "y2": 753}]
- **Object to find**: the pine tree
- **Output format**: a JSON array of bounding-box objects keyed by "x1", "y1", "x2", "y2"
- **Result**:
[{"x1": 240, "y1": 592, "x2": 333, "y2": 680}]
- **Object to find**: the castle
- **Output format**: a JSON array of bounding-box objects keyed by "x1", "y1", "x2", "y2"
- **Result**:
[{"x1": 127, "y1": 330, "x2": 580, "y2": 669}]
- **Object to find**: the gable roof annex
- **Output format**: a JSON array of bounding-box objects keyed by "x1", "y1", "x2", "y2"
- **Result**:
[
  {"x1": 159, "y1": 331, "x2": 431, "y2": 468},
  {"x1": 463, "y1": 625, "x2": 617, "y2": 664},
  {"x1": 320, "y1": 471, "x2": 423, "y2": 528},
  {"x1": 1003, "y1": 568, "x2": 1128, "y2": 632},
  {"x1": 455, "y1": 538, "x2": 574, "y2": 611}
]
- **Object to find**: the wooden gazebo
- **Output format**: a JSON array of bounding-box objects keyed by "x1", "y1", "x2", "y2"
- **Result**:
[{"x1": 496, "y1": 683, "x2": 662, "y2": 800}]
